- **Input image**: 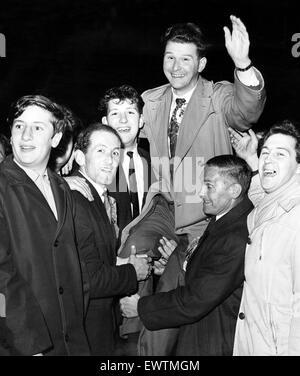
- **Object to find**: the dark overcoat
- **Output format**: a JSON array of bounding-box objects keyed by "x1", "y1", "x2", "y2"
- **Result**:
[
  {"x1": 0, "y1": 156, "x2": 90, "y2": 355},
  {"x1": 71, "y1": 171, "x2": 137, "y2": 355},
  {"x1": 138, "y1": 197, "x2": 253, "y2": 356}
]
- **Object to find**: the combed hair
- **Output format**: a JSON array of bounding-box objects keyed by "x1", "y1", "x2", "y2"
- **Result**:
[
  {"x1": 262, "y1": 119, "x2": 300, "y2": 162},
  {"x1": 75, "y1": 123, "x2": 122, "y2": 154},
  {"x1": 206, "y1": 154, "x2": 252, "y2": 196},
  {"x1": 162, "y1": 22, "x2": 207, "y2": 58},
  {"x1": 7, "y1": 94, "x2": 66, "y2": 135},
  {"x1": 98, "y1": 84, "x2": 144, "y2": 117}
]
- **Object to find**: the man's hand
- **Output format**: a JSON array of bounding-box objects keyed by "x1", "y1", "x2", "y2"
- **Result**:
[
  {"x1": 154, "y1": 237, "x2": 177, "y2": 276},
  {"x1": 228, "y1": 127, "x2": 259, "y2": 170},
  {"x1": 61, "y1": 150, "x2": 75, "y2": 176},
  {"x1": 224, "y1": 15, "x2": 251, "y2": 69},
  {"x1": 120, "y1": 294, "x2": 140, "y2": 318},
  {"x1": 64, "y1": 176, "x2": 94, "y2": 201},
  {"x1": 128, "y1": 245, "x2": 152, "y2": 281}
]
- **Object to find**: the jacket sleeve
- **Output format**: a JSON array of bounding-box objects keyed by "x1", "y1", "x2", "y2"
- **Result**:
[
  {"x1": 0, "y1": 207, "x2": 52, "y2": 355},
  {"x1": 213, "y1": 68, "x2": 266, "y2": 132},
  {"x1": 72, "y1": 192, "x2": 138, "y2": 299},
  {"x1": 289, "y1": 227, "x2": 300, "y2": 355},
  {"x1": 138, "y1": 234, "x2": 245, "y2": 330}
]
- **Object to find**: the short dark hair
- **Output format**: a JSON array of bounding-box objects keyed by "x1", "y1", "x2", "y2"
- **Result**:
[
  {"x1": 98, "y1": 84, "x2": 144, "y2": 117},
  {"x1": 262, "y1": 119, "x2": 300, "y2": 163},
  {"x1": 206, "y1": 154, "x2": 252, "y2": 196},
  {"x1": 162, "y1": 22, "x2": 207, "y2": 58},
  {"x1": 75, "y1": 123, "x2": 122, "y2": 154},
  {"x1": 7, "y1": 94, "x2": 67, "y2": 135}
]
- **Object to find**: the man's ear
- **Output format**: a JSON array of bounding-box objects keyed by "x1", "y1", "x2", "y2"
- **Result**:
[
  {"x1": 74, "y1": 149, "x2": 86, "y2": 167},
  {"x1": 229, "y1": 183, "x2": 242, "y2": 199},
  {"x1": 198, "y1": 57, "x2": 207, "y2": 73},
  {"x1": 138, "y1": 114, "x2": 144, "y2": 129},
  {"x1": 51, "y1": 132, "x2": 63, "y2": 148},
  {"x1": 102, "y1": 116, "x2": 108, "y2": 125}
]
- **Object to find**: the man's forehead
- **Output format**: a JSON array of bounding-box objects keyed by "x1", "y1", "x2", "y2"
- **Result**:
[
  {"x1": 89, "y1": 130, "x2": 120, "y2": 147},
  {"x1": 108, "y1": 98, "x2": 137, "y2": 109},
  {"x1": 14, "y1": 105, "x2": 53, "y2": 122},
  {"x1": 263, "y1": 133, "x2": 297, "y2": 150},
  {"x1": 204, "y1": 166, "x2": 222, "y2": 180}
]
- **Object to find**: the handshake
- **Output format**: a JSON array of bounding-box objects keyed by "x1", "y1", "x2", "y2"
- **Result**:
[{"x1": 127, "y1": 245, "x2": 154, "y2": 281}]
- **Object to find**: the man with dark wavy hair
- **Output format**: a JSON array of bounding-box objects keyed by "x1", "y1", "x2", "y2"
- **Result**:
[
  {"x1": 141, "y1": 16, "x2": 265, "y2": 242},
  {"x1": 230, "y1": 120, "x2": 300, "y2": 355},
  {"x1": 0, "y1": 95, "x2": 90, "y2": 355}
]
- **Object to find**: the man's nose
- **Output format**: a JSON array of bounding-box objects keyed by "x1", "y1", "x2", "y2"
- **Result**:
[
  {"x1": 173, "y1": 59, "x2": 181, "y2": 71},
  {"x1": 119, "y1": 113, "x2": 128, "y2": 123},
  {"x1": 21, "y1": 125, "x2": 33, "y2": 140},
  {"x1": 199, "y1": 185, "x2": 206, "y2": 198}
]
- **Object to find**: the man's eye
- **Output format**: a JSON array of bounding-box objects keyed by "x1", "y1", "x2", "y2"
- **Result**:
[
  {"x1": 34, "y1": 126, "x2": 43, "y2": 131},
  {"x1": 14, "y1": 123, "x2": 23, "y2": 129},
  {"x1": 97, "y1": 148, "x2": 105, "y2": 153},
  {"x1": 113, "y1": 151, "x2": 120, "y2": 157}
]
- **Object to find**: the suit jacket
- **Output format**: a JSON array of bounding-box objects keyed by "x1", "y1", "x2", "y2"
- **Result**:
[
  {"x1": 141, "y1": 71, "x2": 265, "y2": 239},
  {"x1": 71, "y1": 171, "x2": 138, "y2": 355},
  {"x1": 0, "y1": 156, "x2": 90, "y2": 356},
  {"x1": 138, "y1": 196, "x2": 253, "y2": 356},
  {"x1": 109, "y1": 145, "x2": 154, "y2": 238}
]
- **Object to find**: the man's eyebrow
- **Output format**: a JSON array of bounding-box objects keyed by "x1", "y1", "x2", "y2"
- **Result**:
[{"x1": 261, "y1": 146, "x2": 290, "y2": 152}]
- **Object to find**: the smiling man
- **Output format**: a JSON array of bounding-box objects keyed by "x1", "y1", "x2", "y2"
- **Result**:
[
  {"x1": 71, "y1": 123, "x2": 151, "y2": 355},
  {"x1": 230, "y1": 120, "x2": 300, "y2": 355},
  {"x1": 0, "y1": 95, "x2": 90, "y2": 355},
  {"x1": 141, "y1": 16, "x2": 265, "y2": 242},
  {"x1": 99, "y1": 85, "x2": 154, "y2": 236},
  {"x1": 120, "y1": 155, "x2": 253, "y2": 356}
]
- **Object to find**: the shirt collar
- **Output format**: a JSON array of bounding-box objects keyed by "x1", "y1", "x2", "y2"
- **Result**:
[
  {"x1": 171, "y1": 84, "x2": 196, "y2": 104},
  {"x1": 13, "y1": 158, "x2": 48, "y2": 182},
  {"x1": 79, "y1": 169, "x2": 106, "y2": 199}
]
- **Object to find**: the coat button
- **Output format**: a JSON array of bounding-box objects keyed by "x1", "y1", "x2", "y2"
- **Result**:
[
  {"x1": 54, "y1": 240, "x2": 59, "y2": 247},
  {"x1": 65, "y1": 334, "x2": 69, "y2": 342},
  {"x1": 247, "y1": 237, "x2": 252, "y2": 245},
  {"x1": 58, "y1": 287, "x2": 64, "y2": 295},
  {"x1": 239, "y1": 312, "x2": 245, "y2": 320}
]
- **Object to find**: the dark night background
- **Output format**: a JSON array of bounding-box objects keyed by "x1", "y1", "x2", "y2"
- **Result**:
[{"x1": 1, "y1": 0, "x2": 300, "y2": 137}]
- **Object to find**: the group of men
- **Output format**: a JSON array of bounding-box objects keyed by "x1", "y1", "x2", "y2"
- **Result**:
[{"x1": 1, "y1": 13, "x2": 299, "y2": 357}]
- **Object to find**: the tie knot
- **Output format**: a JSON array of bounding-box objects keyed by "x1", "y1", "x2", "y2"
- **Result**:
[
  {"x1": 175, "y1": 98, "x2": 186, "y2": 108},
  {"x1": 127, "y1": 151, "x2": 134, "y2": 159}
]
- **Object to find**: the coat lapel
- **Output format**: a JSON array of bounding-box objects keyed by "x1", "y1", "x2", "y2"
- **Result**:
[
  {"x1": 48, "y1": 170, "x2": 68, "y2": 237},
  {"x1": 147, "y1": 86, "x2": 172, "y2": 159}
]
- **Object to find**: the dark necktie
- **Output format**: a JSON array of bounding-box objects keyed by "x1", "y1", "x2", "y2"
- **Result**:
[
  {"x1": 102, "y1": 189, "x2": 119, "y2": 236},
  {"x1": 168, "y1": 98, "x2": 186, "y2": 158},
  {"x1": 102, "y1": 189, "x2": 112, "y2": 222},
  {"x1": 127, "y1": 151, "x2": 140, "y2": 219}
]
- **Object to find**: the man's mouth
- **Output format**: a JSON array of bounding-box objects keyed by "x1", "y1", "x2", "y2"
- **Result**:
[
  {"x1": 263, "y1": 168, "x2": 277, "y2": 177},
  {"x1": 20, "y1": 145, "x2": 35, "y2": 151},
  {"x1": 117, "y1": 127, "x2": 130, "y2": 133},
  {"x1": 171, "y1": 73, "x2": 185, "y2": 78},
  {"x1": 101, "y1": 167, "x2": 113, "y2": 173}
]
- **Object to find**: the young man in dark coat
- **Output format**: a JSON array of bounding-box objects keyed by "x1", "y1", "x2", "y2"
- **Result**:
[
  {"x1": 0, "y1": 95, "x2": 90, "y2": 355},
  {"x1": 120, "y1": 155, "x2": 253, "y2": 356}
]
